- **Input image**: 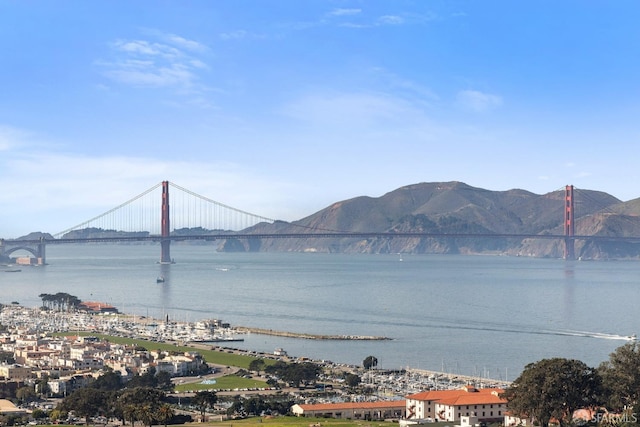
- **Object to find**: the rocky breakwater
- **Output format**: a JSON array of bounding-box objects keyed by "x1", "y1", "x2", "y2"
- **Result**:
[{"x1": 236, "y1": 326, "x2": 391, "y2": 340}]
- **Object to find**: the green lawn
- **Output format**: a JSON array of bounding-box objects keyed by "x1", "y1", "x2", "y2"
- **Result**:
[{"x1": 174, "y1": 374, "x2": 269, "y2": 392}]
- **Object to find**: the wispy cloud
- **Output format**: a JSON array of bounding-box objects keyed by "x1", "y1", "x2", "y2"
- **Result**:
[
  {"x1": 98, "y1": 31, "x2": 209, "y2": 91},
  {"x1": 220, "y1": 30, "x2": 248, "y2": 40},
  {"x1": 456, "y1": 90, "x2": 503, "y2": 112},
  {"x1": 277, "y1": 90, "x2": 444, "y2": 145},
  {"x1": 297, "y1": 8, "x2": 437, "y2": 30},
  {"x1": 162, "y1": 33, "x2": 207, "y2": 52},
  {"x1": 0, "y1": 150, "x2": 300, "y2": 236},
  {"x1": 0, "y1": 125, "x2": 50, "y2": 152},
  {"x1": 575, "y1": 171, "x2": 592, "y2": 178},
  {"x1": 0, "y1": 125, "x2": 26, "y2": 151},
  {"x1": 328, "y1": 8, "x2": 362, "y2": 17},
  {"x1": 218, "y1": 29, "x2": 268, "y2": 42},
  {"x1": 377, "y1": 15, "x2": 405, "y2": 25},
  {"x1": 368, "y1": 66, "x2": 439, "y2": 103}
]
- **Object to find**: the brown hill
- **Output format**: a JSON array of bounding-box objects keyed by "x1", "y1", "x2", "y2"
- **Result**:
[{"x1": 222, "y1": 182, "x2": 640, "y2": 260}]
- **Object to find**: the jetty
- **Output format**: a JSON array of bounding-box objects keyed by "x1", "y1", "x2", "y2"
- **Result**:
[{"x1": 235, "y1": 326, "x2": 391, "y2": 340}]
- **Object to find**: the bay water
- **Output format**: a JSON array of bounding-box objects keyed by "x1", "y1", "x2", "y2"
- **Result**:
[{"x1": 2, "y1": 244, "x2": 638, "y2": 381}]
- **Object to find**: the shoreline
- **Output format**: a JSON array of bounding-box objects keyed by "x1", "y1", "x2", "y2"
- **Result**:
[{"x1": 234, "y1": 326, "x2": 391, "y2": 341}]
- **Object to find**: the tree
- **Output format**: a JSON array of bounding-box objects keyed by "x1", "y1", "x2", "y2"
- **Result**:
[
  {"x1": 35, "y1": 376, "x2": 51, "y2": 398},
  {"x1": 264, "y1": 361, "x2": 320, "y2": 388},
  {"x1": 49, "y1": 408, "x2": 67, "y2": 424},
  {"x1": 599, "y1": 341, "x2": 640, "y2": 411},
  {"x1": 92, "y1": 370, "x2": 123, "y2": 391},
  {"x1": 156, "y1": 370, "x2": 173, "y2": 391},
  {"x1": 344, "y1": 372, "x2": 361, "y2": 388},
  {"x1": 158, "y1": 404, "x2": 174, "y2": 427},
  {"x1": 15, "y1": 386, "x2": 36, "y2": 404},
  {"x1": 192, "y1": 390, "x2": 217, "y2": 422},
  {"x1": 248, "y1": 359, "x2": 265, "y2": 374},
  {"x1": 123, "y1": 404, "x2": 137, "y2": 427},
  {"x1": 363, "y1": 355, "x2": 378, "y2": 370},
  {"x1": 126, "y1": 368, "x2": 158, "y2": 389},
  {"x1": 61, "y1": 388, "x2": 108, "y2": 425},
  {"x1": 136, "y1": 405, "x2": 154, "y2": 427},
  {"x1": 0, "y1": 351, "x2": 15, "y2": 364},
  {"x1": 38, "y1": 292, "x2": 81, "y2": 311},
  {"x1": 116, "y1": 387, "x2": 165, "y2": 426},
  {"x1": 245, "y1": 396, "x2": 267, "y2": 416},
  {"x1": 31, "y1": 409, "x2": 47, "y2": 420},
  {"x1": 283, "y1": 362, "x2": 320, "y2": 387},
  {"x1": 502, "y1": 358, "x2": 602, "y2": 427}
]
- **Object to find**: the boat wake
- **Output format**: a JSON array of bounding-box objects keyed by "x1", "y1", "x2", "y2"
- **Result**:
[
  {"x1": 546, "y1": 330, "x2": 636, "y2": 341},
  {"x1": 129, "y1": 301, "x2": 635, "y2": 344},
  {"x1": 414, "y1": 323, "x2": 636, "y2": 342}
]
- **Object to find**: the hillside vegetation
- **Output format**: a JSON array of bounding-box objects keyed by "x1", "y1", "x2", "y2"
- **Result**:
[{"x1": 226, "y1": 182, "x2": 640, "y2": 260}]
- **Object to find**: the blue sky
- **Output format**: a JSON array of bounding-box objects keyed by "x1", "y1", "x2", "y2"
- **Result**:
[{"x1": 1, "y1": 1, "x2": 640, "y2": 237}]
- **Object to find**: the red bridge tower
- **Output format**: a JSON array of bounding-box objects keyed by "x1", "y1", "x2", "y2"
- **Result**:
[
  {"x1": 564, "y1": 185, "x2": 575, "y2": 260},
  {"x1": 160, "y1": 180, "x2": 172, "y2": 264}
]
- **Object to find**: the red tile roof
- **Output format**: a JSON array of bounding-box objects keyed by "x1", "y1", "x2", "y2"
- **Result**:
[
  {"x1": 406, "y1": 387, "x2": 506, "y2": 406},
  {"x1": 78, "y1": 301, "x2": 117, "y2": 312},
  {"x1": 297, "y1": 400, "x2": 406, "y2": 411}
]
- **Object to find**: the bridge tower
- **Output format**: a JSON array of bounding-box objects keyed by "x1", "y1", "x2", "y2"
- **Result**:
[
  {"x1": 564, "y1": 184, "x2": 575, "y2": 260},
  {"x1": 37, "y1": 237, "x2": 46, "y2": 264},
  {"x1": 160, "y1": 180, "x2": 172, "y2": 264}
]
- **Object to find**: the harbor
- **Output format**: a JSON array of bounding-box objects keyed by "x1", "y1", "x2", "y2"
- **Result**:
[
  {"x1": 0, "y1": 302, "x2": 513, "y2": 395},
  {"x1": 0, "y1": 303, "x2": 245, "y2": 344}
]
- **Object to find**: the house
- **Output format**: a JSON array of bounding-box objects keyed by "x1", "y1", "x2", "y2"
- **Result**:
[
  {"x1": 77, "y1": 301, "x2": 119, "y2": 314},
  {"x1": 292, "y1": 400, "x2": 406, "y2": 420},
  {"x1": 0, "y1": 364, "x2": 33, "y2": 380},
  {"x1": 504, "y1": 412, "x2": 532, "y2": 426},
  {"x1": 406, "y1": 386, "x2": 507, "y2": 423}
]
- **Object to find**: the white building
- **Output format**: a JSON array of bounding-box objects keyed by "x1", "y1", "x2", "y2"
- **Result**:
[{"x1": 406, "y1": 386, "x2": 507, "y2": 423}]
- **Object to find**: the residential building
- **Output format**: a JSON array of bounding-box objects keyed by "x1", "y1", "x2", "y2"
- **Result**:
[
  {"x1": 406, "y1": 386, "x2": 506, "y2": 423},
  {"x1": 0, "y1": 364, "x2": 33, "y2": 380},
  {"x1": 292, "y1": 400, "x2": 406, "y2": 420}
]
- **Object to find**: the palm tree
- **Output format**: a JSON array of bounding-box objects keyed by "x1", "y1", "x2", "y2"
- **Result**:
[
  {"x1": 193, "y1": 390, "x2": 218, "y2": 422},
  {"x1": 123, "y1": 404, "x2": 137, "y2": 427},
  {"x1": 158, "y1": 404, "x2": 174, "y2": 427},
  {"x1": 136, "y1": 405, "x2": 154, "y2": 427}
]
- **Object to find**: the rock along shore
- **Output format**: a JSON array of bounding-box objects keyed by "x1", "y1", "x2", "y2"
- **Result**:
[{"x1": 235, "y1": 326, "x2": 391, "y2": 340}]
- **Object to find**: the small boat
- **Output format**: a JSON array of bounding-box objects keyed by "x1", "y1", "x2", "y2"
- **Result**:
[{"x1": 156, "y1": 276, "x2": 165, "y2": 283}]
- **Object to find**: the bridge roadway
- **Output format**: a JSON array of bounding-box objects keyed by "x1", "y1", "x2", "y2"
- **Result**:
[{"x1": 8, "y1": 232, "x2": 640, "y2": 245}]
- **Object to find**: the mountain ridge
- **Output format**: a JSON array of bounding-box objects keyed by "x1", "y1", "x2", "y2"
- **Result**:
[{"x1": 228, "y1": 181, "x2": 640, "y2": 260}]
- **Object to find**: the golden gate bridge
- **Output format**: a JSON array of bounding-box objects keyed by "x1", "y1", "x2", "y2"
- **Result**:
[{"x1": 2, "y1": 181, "x2": 638, "y2": 264}]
